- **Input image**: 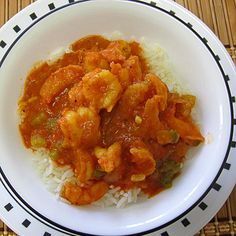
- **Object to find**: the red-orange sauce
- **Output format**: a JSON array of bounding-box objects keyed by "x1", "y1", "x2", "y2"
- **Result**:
[{"x1": 19, "y1": 35, "x2": 204, "y2": 205}]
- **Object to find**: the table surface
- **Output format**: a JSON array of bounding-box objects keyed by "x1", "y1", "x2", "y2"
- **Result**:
[{"x1": 0, "y1": 0, "x2": 236, "y2": 235}]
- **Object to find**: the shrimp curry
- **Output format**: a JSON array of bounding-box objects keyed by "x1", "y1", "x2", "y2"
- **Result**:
[{"x1": 19, "y1": 35, "x2": 204, "y2": 205}]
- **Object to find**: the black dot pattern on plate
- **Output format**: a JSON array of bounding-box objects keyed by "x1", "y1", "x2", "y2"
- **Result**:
[
  {"x1": 202, "y1": 37, "x2": 208, "y2": 44},
  {"x1": 231, "y1": 96, "x2": 235, "y2": 103},
  {"x1": 212, "y1": 183, "x2": 222, "y2": 191},
  {"x1": 233, "y1": 119, "x2": 236, "y2": 125},
  {"x1": 187, "y1": 22, "x2": 193, "y2": 28},
  {"x1": 169, "y1": 10, "x2": 175, "y2": 15},
  {"x1": 0, "y1": 40, "x2": 7, "y2": 48},
  {"x1": 215, "y1": 55, "x2": 220, "y2": 61},
  {"x1": 22, "y1": 219, "x2": 31, "y2": 228},
  {"x1": 30, "y1": 12, "x2": 37, "y2": 20},
  {"x1": 161, "y1": 231, "x2": 169, "y2": 236},
  {"x1": 231, "y1": 141, "x2": 236, "y2": 148},
  {"x1": 4, "y1": 203, "x2": 13, "y2": 212},
  {"x1": 224, "y1": 162, "x2": 231, "y2": 170},
  {"x1": 150, "y1": 1, "x2": 156, "y2": 6},
  {"x1": 68, "y1": 0, "x2": 75, "y2": 3},
  {"x1": 198, "y1": 202, "x2": 208, "y2": 211},
  {"x1": 224, "y1": 75, "x2": 230, "y2": 81},
  {"x1": 181, "y1": 218, "x2": 191, "y2": 227},
  {"x1": 13, "y1": 25, "x2": 21, "y2": 33},
  {"x1": 43, "y1": 232, "x2": 51, "y2": 236},
  {"x1": 48, "y1": 3, "x2": 56, "y2": 10}
]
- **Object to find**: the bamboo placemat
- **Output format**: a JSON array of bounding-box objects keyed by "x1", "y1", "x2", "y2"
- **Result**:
[{"x1": 0, "y1": 0, "x2": 235, "y2": 235}]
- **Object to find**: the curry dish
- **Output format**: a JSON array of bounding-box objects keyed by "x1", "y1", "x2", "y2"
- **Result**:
[{"x1": 19, "y1": 35, "x2": 204, "y2": 205}]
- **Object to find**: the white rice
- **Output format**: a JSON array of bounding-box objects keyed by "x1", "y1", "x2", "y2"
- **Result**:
[
  {"x1": 31, "y1": 33, "x2": 187, "y2": 208},
  {"x1": 47, "y1": 46, "x2": 72, "y2": 65},
  {"x1": 93, "y1": 186, "x2": 146, "y2": 208},
  {"x1": 32, "y1": 151, "x2": 146, "y2": 208},
  {"x1": 141, "y1": 37, "x2": 183, "y2": 93},
  {"x1": 32, "y1": 150, "x2": 75, "y2": 199}
]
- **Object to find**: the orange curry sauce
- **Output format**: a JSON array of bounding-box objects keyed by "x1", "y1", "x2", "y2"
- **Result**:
[{"x1": 19, "y1": 35, "x2": 204, "y2": 205}]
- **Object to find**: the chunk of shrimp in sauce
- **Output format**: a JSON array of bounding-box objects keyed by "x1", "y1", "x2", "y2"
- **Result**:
[{"x1": 19, "y1": 35, "x2": 204, "y2": 206}]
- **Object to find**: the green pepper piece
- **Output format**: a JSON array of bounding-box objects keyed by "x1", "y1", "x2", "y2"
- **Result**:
[
  {"x1": 93, "y1": 169, "x2": 106, "y2": 179},
  {"x1": 170, "y1": 130, "x2": 180, "y2": 144},
  {"x1": 49, "y1": 149, "x2": 59, "y2": 160},
  {"x1": 31, "y1": 134, "x2": 47, "y2": 148},
  {"x1": 31, "y1": 112, "x2": 47, "y2": 126},
  {"x1": 46, "y1": 118, "x2": 58, "y2": 131},
  {"x1": 159, "y1": 159, "x2": 181, "y2": 188}
]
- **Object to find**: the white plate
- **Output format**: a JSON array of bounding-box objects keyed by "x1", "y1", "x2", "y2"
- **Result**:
[{"x1": 0, "y1": 0, "x2": 235, "y2": 235}]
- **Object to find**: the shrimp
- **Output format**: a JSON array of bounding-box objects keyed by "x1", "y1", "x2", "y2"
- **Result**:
[
  {"x1": 73, "y1": 149, "x2": 96, "y2": 183},
  {"x1": 68, "y1": 82, "x2": 86, "y2": 107},
  {"x1": 156, "y1": 129, "x2": 180, "y2": 145},
  {"x1": 118, "y1": 80, "x2": 150, "y2": 116},
  {"x1": 40, "y1": 65, "x2": 84, "y2": 104},
  {"x1": 110, "y1": 62, "x2": 131, "y2": 89},
  {"x1": 169, "y1": 93, "x2": 196, "y2": 118},
  {"x1": 82, "y1": 69, "x2": 122, "y2": 112},
  {"x1": 100, "y1": 40, "x2": 131, "y2": 63},
  {"x1": 141, "y1": 95, "x2": 165, "y2": 138},
  {"x1": 62, "y1": 181, "x2": 109, "y2": 205},
  {"x1": 163, "y1": 102, "x2": 204, "y2": 145},
  {"x1": 58, "y1": 106, "x2": 100, "y2": 148},
  {"x1": 129, "y1": 147, "x2": 156, "y2": 176},
  {"x1": 123, "y1": 55, "x2": 142, "y2": 83},
  {"x1": 83, "y1": 51, "x2": 109, "y2": 73},
  {"x1": 94, "y1": 142, "x2": 122, "y2": 173},
  {"x1": 145, "y1": 73, "x2": 168, "y2": 111}
]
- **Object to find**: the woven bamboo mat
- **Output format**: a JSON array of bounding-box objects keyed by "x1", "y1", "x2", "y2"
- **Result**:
[{"x1": 0, "y1": 0, "x2": 235, "y2": 235}]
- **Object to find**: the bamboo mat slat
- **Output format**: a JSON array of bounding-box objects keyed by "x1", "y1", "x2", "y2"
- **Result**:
[
  {"x1": 0, "y1": 0, "x2": 236, "y2": 235},
  {"x1": 175, "y1": 0, "x2": 185, "y2": 6},
  {"x1": 217, "y1": 203, "x2": 229, "y2": 220},
  {"x1": 225, "y1": 0, "x2": 236, "y2": 46},
  {"x1": 230, "y1": 187, "x2": 236, "y2": 220},
  {"x1": 8, "y1": 0, "x2": 18, "y2": 20},
  {"x1": 22, "y1": 0, "x2": 33, "y2": 8},
  {"x1": 199, "y1": 0, "x2": 215, "y2": 32},
  {"x1": 213, "y1": 0, "x2": 230, "y2": 46},
  {"x1": 0, "y1": 1, "x2": 5, "y2": 26},
  {"x1": 185, "y1": 0, "x2": 201, "y2": 18}
]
